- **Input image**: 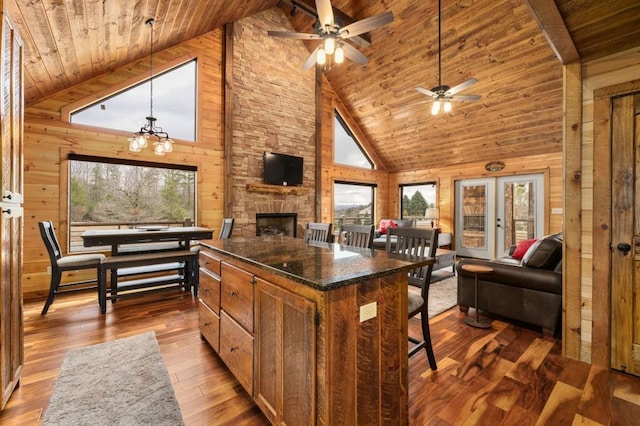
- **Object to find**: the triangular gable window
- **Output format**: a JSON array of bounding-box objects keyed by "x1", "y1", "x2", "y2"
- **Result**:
[
  {"x1": 71, "y1": 60, "x2": 197, "y2": 141},
  {"x1": 334, "y1": 110, "x2": 373, "y2": 169}
]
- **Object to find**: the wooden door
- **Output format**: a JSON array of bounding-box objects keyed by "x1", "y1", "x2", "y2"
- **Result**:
[
  {"x1": 0, "y1": 6, "x2": 24, "y2": 411},
  {"x1": 610, "y1": 93, "x2": 640, "y2": 375}
]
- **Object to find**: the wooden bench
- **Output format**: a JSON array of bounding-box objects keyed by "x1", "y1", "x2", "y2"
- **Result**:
[{"x1": 98, "y1": 250, "x2": 199, "y2": 314}]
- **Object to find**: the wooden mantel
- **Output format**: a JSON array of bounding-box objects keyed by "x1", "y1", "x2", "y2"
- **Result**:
[{"x1": 246, "y1": 182, "x2": 310, "y2": 195}]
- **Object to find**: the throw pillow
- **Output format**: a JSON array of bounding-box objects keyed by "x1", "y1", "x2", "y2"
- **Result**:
[
  {"x1": 512, "y1": 238, "x2": 538, "y2": 259},
  {"x1": 379, "y1": 219, "x2": 398, "y2": 235},
  {"x1": 522, "y1": 235, "x2": 562, "y2": 269}
]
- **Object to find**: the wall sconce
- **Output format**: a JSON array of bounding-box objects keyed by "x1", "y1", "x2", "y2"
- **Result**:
[
  {"x1": 425, "y1": 207, "x2": 440, "y2": 229},
  {"x1": 485, "y1": 161, "x2": 505, "y2": 172}
]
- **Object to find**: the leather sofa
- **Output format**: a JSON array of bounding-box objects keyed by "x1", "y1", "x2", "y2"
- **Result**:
[{"x1": 456, "y1": 233, "x2": 562, "y2": 336}]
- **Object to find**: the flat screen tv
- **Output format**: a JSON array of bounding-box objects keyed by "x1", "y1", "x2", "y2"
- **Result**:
[{"x1": 263, "y1": 151, "x2": 303, "y2": 186}]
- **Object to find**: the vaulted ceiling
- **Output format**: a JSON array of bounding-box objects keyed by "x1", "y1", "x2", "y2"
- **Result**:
[{"x1": 9, "y1": 0, "x2": 640, "y2": 171}]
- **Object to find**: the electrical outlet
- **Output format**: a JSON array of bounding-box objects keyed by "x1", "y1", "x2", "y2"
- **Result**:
[{"x1": 359, "y1": 302, "x2": 377, "y2": 322}]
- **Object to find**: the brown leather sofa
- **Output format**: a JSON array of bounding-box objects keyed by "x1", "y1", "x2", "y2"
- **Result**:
[{"x1": 456, "y1": 233, "x2": 562, "y2": 336}]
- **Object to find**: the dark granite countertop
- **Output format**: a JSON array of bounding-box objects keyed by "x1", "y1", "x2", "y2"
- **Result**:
[{"x1": 197, "y1": 236, "x2": 434, "y2": 291}]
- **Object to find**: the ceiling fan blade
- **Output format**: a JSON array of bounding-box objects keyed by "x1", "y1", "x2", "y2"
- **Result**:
[
  {"x1": 339, "y1": 12, "x2": 394, "y2": 39},
  {"x1": 450, "y1": 94, "x2": 481, "y2": 102},
  {"x1": 316, "y1": 0, "x2": 335, "y2": 28},
  {"x1": 267, "y1": 30, "x2": 320, "y2": 40},
  {"x1": 446, "y1": 78, "x2": 479, "y2": 96},
  {"x1": 342, "y1": 43, "x2": 367, "y2": 65},
  {"x1": 303, "y1": 45, "x2": 321, "y2": 70},
  {"x1": 415, "y1": 86, "x2": 437, "y2": 97}
]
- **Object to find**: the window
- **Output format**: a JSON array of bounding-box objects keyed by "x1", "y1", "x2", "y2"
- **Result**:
[
  {"x1": 400, "y1": 182, "x2": 436, "y2": 224},
  {"x1": 71, "y1": 60, "x2": 197, "y2": 141},
  {"x1": 68, "y1": 154, "x2": 196, "y2": 252},
  {"x1": 334, "y1": 110, "x2": 373, "y2": 169},
  {"x1": 333, "y1": 182, "x2": 376, "y2": 230}
]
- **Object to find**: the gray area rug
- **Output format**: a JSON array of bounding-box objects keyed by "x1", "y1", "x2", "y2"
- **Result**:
[
  {"x1": 409, "y1": 273, "x2": 458, "y2": 318},
  {"x1": 43, "y1": 331, "x2": 184, "y2": 426}
]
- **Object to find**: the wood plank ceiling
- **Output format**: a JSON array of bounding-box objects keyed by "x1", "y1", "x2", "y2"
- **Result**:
[{"x1": 9, "y1": 0, "x2": 640, "y2": 171}]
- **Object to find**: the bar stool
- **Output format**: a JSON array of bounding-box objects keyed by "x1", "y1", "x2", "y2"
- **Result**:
[{"x1": 461, "y1": 264, "x2": 493, "y2": 328}]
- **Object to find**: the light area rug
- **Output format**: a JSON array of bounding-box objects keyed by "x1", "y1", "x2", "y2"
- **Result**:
[
  {"x1": 409, "y1": 273, "x2": 459, "y2": 318},
  {"x1": 43, "y1": 331, "x2": 184, "y2": 426}
]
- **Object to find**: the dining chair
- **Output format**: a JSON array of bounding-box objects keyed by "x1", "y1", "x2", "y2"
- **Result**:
[
  {"x1": 339, "y1": 224, "x2": 374, "y2": 248},
  {"x1": 386, "y1": 227, "x2": 439, "y2": 369},
  {"x1": 219, "y1": 218, "x2": 234, "y2": 239},
  {"x1": 305, "y1": 222, "x2": 333, "y2": 243},
  {"x1": 38, "y1": 221, "x2": 105, "y2": 315}
]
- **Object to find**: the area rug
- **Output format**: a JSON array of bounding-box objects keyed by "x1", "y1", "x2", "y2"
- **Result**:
[
  {"x1": 43, "y1": 331, "x2": 184, "y2": 426},
  {"x1": 409, "y1": 273, "x2": 459, "y2": 318}
]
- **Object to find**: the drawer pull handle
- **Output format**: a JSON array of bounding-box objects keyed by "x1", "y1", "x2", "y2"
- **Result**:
[
  {"x1": 231, "y1": 291, "x2": 238, "y2": 296},
  {"x1": 203, "y1": 322, "x2": 211, "y2": 326},
  {"x1": 229, "y1": 346, "x2": 237, "y2": 352},
  {"x1": 204, "y1": 288, "x2": 210, "y2": 292}
]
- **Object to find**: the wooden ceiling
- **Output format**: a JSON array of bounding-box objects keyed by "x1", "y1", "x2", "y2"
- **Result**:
[{"x1": 9, "y1": 0, "x2": 640, "y2": 171}]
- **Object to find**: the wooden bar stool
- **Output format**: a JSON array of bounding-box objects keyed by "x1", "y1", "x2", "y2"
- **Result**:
[{"x1": 461, "y1": 264, "x2": 493, "y2": 329}]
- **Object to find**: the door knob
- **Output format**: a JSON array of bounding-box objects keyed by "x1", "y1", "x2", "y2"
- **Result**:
[{"x1": 617, "y1": 242, "x2": 631, "y2": 254}]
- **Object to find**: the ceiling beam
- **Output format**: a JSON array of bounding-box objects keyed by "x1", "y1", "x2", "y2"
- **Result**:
[
  {"x1": 278, "y1": 0, "x2": 371, "y2": 47},
  {"x1": 524, "y1": 0, "x2": 580, "y2": 64}
]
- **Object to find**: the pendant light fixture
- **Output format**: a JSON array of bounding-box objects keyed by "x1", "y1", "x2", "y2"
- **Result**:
[{"x1": 128, "y1": 18, "x2": 173, "y2": 155}]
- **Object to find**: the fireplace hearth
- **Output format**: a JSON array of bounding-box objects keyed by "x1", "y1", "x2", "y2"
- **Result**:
[{"x1": 256, "y1": 213, "x2": 297, "y2": 237}]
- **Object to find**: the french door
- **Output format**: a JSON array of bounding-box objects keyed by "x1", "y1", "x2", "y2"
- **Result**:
[{"x1": 455, "y1": 174, "x2": 545, "y2": 259}]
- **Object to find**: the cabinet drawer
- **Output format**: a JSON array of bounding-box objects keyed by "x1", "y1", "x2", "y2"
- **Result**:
[
  {"x1": 199, "y1": 301, "x2": 220, "y2": 352},
  {"x1": 199, "y1": 268, "x2": 220, "y2": 313},
  {"x1": 220, "y1": 310, "x2": 254, "y2": 395},
  {"x1": 200, "y1": 250, "x2": 221, "y2": 276},
  {"x1": 221, "y1": 262, "x2": 254, "y2": 333}
]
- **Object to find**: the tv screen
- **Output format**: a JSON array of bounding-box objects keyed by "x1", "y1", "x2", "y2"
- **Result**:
[{"x1": 263, "y1": 152, "x2": 303, "y2": 186}]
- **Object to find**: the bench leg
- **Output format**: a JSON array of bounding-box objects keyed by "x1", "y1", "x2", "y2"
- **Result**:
[
  {"x1": 98, "y1": 267, "x2": 107, "y2": 314},
  {"x1": 110, "y1": 268, "x2": 118, "y2": 303}
]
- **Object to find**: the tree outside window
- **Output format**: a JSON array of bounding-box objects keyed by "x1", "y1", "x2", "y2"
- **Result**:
[
  {"x1": 69, "y1": 156, "x2": 196, "y2": 252},
  {"x1": 400, "y1": 183, "x2": 436, "y2": 224}
]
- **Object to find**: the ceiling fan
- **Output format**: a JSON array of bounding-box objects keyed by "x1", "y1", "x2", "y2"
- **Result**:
[
  {"x1": 267, "y1": 0, "x2": 393, "y2": 69},
  {"x1": 414, "y1": 0, "x2": 480, "y2": 115}
]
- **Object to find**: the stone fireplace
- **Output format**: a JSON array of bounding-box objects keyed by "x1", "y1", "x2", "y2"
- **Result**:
[{"x1": 256, "y1": 213, "x2": 297, "y2": 237}]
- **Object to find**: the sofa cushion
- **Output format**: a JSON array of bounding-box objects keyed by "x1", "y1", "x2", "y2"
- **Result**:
[
  {"x1": 512, "y1": 238, "x2": 538, "y2": 259},
  {"x1": 522, "y1": 234, "x2": 562, "y2": 270}
]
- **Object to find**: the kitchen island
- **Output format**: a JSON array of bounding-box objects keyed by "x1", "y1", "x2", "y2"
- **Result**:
[{"x1": 197, "y1": 236, "x2": 433, "y2": 425}]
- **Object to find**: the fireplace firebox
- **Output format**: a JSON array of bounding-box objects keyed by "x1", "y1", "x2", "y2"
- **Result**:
[{"x1": 256, "y1": 213, "x2": 297, "y2": 237}]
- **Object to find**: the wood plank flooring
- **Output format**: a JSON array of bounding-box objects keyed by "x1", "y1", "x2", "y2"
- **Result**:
[{"x1": 1, "y1": 290, "x2": 640, "y2": 425}]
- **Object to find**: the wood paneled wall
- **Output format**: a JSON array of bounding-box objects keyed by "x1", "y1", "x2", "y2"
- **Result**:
[
  {"x1": 23, "y1": 30, "x2": 226, "y2": 300},
  {"x1": 578, "y1": 47, "x2": 640, "y2": 364},
  {"x1": 388, "y1": 153, "x2": 564, "y2": 236}
]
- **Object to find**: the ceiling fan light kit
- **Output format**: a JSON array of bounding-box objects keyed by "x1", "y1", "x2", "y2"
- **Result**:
[
  {"x1": 268, "y1": 0, "x2": 393, "y2": 69},
  {"x1": 415, "y1": 0, "x2": 480, "y2": 116}
]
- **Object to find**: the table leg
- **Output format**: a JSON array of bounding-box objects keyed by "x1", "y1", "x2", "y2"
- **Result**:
[{"x1": 464, "y1": 272, "x2": 491, "y2": 329}]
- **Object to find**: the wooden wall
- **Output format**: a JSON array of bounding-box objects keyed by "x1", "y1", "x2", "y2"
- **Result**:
[
  {"x1": 22, "y1": 29, "x2": 226, "y2": 299},
  {"x1": 388, "y1": 153, "x2": 563, "y2": 236}
]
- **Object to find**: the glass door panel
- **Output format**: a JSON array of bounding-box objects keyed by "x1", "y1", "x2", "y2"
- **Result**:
[
  {"x1": 496, "y1": 174, "x2": 544, "y2": 257},
  {"x1": 455, "y1": 178, "x2": 495, "y2": 259}
]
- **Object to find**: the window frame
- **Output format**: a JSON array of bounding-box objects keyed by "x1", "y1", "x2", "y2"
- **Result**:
[
  {"x1": 399, "y1": 181, "x2": 437, "y2": 222},
  {"x1": 61, "y1": 54, "x2": 201, "y2": 142},
  {"x1": 67, "y1": 153, "x2": 198, "y2": 253},
  {"x1": 333, "y1": 180, "x2": 377, "y2": 230},
  {"x1": 333, "y1": 109, "x2": 374, "y2": 169}
]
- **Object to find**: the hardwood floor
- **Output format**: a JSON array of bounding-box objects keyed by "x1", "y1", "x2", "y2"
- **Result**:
[{"x1": 1, "y1": 290, "x2": 640, "y2": 425}]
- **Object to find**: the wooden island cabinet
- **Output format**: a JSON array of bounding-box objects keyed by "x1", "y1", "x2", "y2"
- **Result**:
[{"x1": 197, "y1": 236, "x2": 433, "y2": 425}]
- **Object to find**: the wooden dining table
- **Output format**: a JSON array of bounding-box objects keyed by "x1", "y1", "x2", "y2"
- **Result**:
[{"x1": 80, "y1": 226, "x2": 214, "y2": 255}]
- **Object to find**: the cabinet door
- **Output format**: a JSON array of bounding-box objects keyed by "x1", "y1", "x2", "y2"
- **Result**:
[
  {"x1": 221, "y1": 262, "x2": 254, "y2": 333},
  {"x1": 219, "y1": 310, "x2": 254, "y2": 395},
  {"x1": 199, "y1": 268, "x2": 220, "y2": 314},
  {"x1": 254, "y1": 278, "x2": 316, "y2": 425}
]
